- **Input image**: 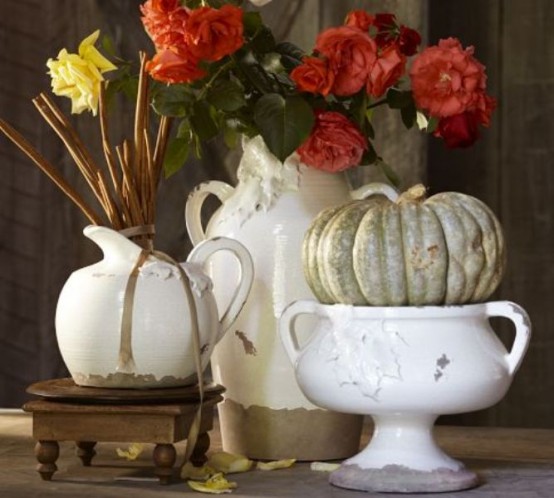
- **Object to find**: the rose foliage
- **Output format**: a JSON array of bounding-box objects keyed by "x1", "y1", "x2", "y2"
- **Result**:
[{"x1": 51, "y1": 1, "x2": 496, "y2": 178}]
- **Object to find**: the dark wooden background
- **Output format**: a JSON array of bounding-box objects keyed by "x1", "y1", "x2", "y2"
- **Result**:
[{"x1": 1, "y1": 1, "x2": 552, "y2": 429}]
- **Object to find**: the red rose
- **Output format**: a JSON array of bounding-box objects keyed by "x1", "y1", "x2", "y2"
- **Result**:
[
  {"x1": 366, "y1": 44, "x2": 406, "y2": 98},
  {"x1": 409, "y1": 37, "x2": 488, "y2": 118},
  {"x1": 315, "y1": 26, "x2": 377, "y2": 96},
  {"x1": 374, "y1": 13, "x2": 396, "y2": 31},
  {"x1": 435, "y1": 112, "x2": 481, "y2": 148},
  {"x1": 141, "y1": 0, "x2": 189, "y2": 51},
  {"x1": 297, "y1": 111, "x2": 368, "y2": 172},
  {"x1": 185, "y1": 5, "x2": 244, "y2": 62},
  {"x1": 398, "y1": 25, "x2": 421, "y2": 56},
  {"x1": 344, "y1": 10, "x2": 375, "y2": 31},
  {"x1": 146, "y1": 48, "x2": 206, "y2": 84},
  {"x1": 291, "y1": 57, "x2": 335, "y2": 96}
]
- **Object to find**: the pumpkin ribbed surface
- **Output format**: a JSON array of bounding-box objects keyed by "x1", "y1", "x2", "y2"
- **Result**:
[{"x1": 302, "y1": 184, "x2": 506, "y2": 306}]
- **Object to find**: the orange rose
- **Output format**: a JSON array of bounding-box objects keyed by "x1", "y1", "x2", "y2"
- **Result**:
[
  {"x1": 315, "y1": 26, "x2": 377, "y2": 96},
  {"x1": 297, "y1": 111, "x2": 368, "y2": 172},
  {"x1": 344, "y1": 10, "x2": 374, "y2": 31},
  {"x1": 291, "y1": 57, "x2": 335, "y2": 96},
  {"x1": 185, "y1": 5, "x2": 244, "y2": 62},
  {"x1": 366, "y1": 44, "x2": 406, "y2": 98},
  {"x1": 146, "y1": 48, "x2": 206, "y2": 84},
  {"x1": 409, "y1": 37, "x2": 488, "y2": 118},
  {"x1": 141, "y1": 0, "x2": 189, "y2": 51}
]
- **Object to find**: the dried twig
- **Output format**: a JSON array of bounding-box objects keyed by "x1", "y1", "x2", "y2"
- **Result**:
[
  {"x1": 0, "y1": 119, "x2": 103, "y2": 225},
  {"x1": 1, "y1": 54, "x2": 174, "y2": 235}
]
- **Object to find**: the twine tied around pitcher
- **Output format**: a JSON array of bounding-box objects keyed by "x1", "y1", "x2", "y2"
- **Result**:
[{"x1": 118, "y1": 224, "x2": 206, "y2": 467}]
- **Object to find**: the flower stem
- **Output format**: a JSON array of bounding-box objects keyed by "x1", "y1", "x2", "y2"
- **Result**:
[
  {"x1": 197, "y1": 59, "x2": 235, "y2": 101},
  {"x1": 366, "y1": 97, "x2": 388, "y2": 110}
]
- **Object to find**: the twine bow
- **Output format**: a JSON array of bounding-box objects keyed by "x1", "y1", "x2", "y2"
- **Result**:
[{"x1": 117, "y1": 225, "x2": 205, "y2": 466}]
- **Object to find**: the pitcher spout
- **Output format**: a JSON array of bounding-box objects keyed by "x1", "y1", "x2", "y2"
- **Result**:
[{"x1": 83, "y1": 225, "x2": 145, "y2": 270}]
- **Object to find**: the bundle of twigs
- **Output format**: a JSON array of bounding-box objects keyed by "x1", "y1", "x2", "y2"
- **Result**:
[{"x1": 0, "y1": 53, "x2": 171, "y2": 245}]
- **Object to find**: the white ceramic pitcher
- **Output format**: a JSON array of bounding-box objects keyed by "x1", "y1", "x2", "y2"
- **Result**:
[{"x1": 55, "y1": 226, "x2": 253, "y2": 388}]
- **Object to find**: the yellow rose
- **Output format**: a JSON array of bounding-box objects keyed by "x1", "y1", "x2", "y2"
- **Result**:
[{"x1": 46, "y1": 30, "x2": 117, "y2": 115}]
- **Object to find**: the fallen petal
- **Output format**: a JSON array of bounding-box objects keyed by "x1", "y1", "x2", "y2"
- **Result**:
[
  {"x1": 310, "y1": 461, "x2": 341, "y2": 472},
  {"x1": 188, "y1": 473, "x2": 238, "y2": 494},
  {"x1": 115, "y1": 443, "x2": 144, "y2": 461},
  {"x1": 256, "y1": 458, "x2": 296, "y2": 471},
  {"x1": 181, "y1": 461, "x2": 217, "y2": 481},
  {"x1": 207, "y1": 451, "x2": 253, "y2": 474}
]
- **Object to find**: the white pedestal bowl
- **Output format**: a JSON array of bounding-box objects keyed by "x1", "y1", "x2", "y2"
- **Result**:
[{"x1": 279, "y1": 300, "x2": 531, "y2": 493}]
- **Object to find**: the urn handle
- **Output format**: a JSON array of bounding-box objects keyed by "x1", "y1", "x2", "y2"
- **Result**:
[
  {"x1": 485, "y1": 301, "x2": 532, "y2": 376},
  {"x1": 185, "y1": 181, "x2": 235, "y2": 245},
  {"x1": 279, "y1": 300, "x2": 321, "y2": 366},
  {"x1": 187, "y1": 237, "x2": 254, "y2": 342}
]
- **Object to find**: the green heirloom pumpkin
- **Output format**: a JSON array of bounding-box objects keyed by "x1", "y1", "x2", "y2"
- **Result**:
[{"x1": 302, "y1": 184, "x2": 506, "y2": 306}]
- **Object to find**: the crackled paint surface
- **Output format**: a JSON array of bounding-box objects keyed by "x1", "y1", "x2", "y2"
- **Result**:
[{"x1": 317, "y1": 305, "x2": 408, "y2": 400}]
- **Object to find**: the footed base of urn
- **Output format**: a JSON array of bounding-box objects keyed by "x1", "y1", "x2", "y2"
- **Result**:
[
  {"x1": 330, "y1": 463, "x2": 479, "y2": 493},
  {"x1": 217, "y1": 398, "x2": 363, "y2": 461}
]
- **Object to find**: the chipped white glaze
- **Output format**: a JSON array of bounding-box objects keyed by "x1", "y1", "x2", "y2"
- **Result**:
[
  {"x1": 280, "y1": 300, "x2": 531, "y2": 476},
  {"x1": 185, "y1": 137, "x2": 394, "y2": 412},
  {"x1": 55, "y1": 226, "x2": 253, "y2": 388}
]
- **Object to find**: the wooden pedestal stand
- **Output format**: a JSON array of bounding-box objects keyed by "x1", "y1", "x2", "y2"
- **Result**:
[{"x1": 23, "y1": 378, "x2": 224, "y2": 485}]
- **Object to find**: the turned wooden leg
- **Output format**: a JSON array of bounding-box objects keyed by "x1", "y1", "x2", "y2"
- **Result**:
[
  {"x1": 35, "y1": 440, "x2": 59, "y2": 481},
  {"x1": 190, "y1": 432, "x2": 210, "y2": 467},
  {"x1": 153, "y1": 443, "x2": 176, "y2": 485},
  {"x1": 75, "y1": 441, "x2": 97, "y2": 466}
]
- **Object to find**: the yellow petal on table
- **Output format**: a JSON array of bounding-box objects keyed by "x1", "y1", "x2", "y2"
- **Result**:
[
  {"x1": 187, "y1": 473, "x2": 237, "y2": 494},
  {"x1": 181, "y1": 461, "x2": 217, "y2": 481},
  {"x1": 116, "y1": 443, "x2": 144, "y2": 461},
  {"x1": 310, "y1": 461, "x2": 341, "y2": 472},
  {"x1": 207, "y1": 452, "x2": 253, "y2": 474},
  {"x1": 256, "y1": 458, "x2": 296, "y2": 471}
]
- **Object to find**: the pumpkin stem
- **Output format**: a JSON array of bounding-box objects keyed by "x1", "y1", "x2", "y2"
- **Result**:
[{"x1": 398, "y1": 184, "x2": 427, "y2": 203}]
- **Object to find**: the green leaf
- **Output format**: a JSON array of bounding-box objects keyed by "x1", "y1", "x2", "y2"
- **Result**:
[
  {"x1": 350, "y1": 91, "x2": 368, "y2": 128},
  {"x1": 222, "y1": 119, "x2": 240, "y2": 149},
  {"x1": 363, "y1": 120, "x2": 375, "y2": 140},
  {"x1": 387, "y1": 88, "x2": 413, "y2": 109},
  {"x1": 163, "y1": 138, "x2": 190, "y2": 178},
  {"x1": 237, "y1": 56, "x2": 275, "y2": 94},
  {"x1": 152, "y1": 85, "x2": 194, "y2": 117},
  {"x1": 206, "y1": 79, "x2": 246, "y2": 112},
  {"x1": 378, "y1": 160, "x2": 401, "y2": 188},
  {"x1": 274, "y1": 42, "x2": 305, "y2": 71},
  {"x1": 101, "y1": 34, "x2": 117, "y2": 58},
  {"x1": 243, "y1": 12, "x2": 263, "y2": 37},
  {"x1": 190, "y1": 101, "x2": 219, "y2": 141},
  {"x1": 427, "y1": 116, "x2": 439, "y2": 133},
  {"x1": 253, "y1": 93, "x2": 314, "y2": 161},
  {"x1": 361, "y1": 145, "x2": 377, "y2": 165},
  {"x1": 401, "y1": 102, "x2": 417, "y2": 129},
  {"x1": 250, "y1": 26, "x2": 276, "y2": 54},
  {"x1": 177, "y1": 119, "x2": 192, "y2": 139}
]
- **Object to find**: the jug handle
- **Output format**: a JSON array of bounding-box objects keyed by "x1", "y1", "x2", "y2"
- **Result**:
[
  {"x1": 279, "y1": 300, "x2": 320, "y2": 366},
  {"x1": 187, "y1": 236, "x2": 254, "y2": 342},
  {"x1": 485, "y1": 301, "x2": 532, "y2": 376},
  {"x1": 185, "y1": 181, "x2": 235, "y2": 245}
]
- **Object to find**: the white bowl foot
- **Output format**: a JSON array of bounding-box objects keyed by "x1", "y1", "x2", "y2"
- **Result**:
[
  {"x1": 330, "y1": 414, "x2": 478, "y2": 493},
  {"x1": 330, "y1": 463, "x2": 478, "y2": 493}
]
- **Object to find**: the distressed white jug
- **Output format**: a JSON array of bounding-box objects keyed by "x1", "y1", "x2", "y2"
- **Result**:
[
  {"x1": 56, "y1": 226, "x2": 253, "y2": 388},
  {"x1": 185, "y1": 135, "x2": 397, "y2": 459}
]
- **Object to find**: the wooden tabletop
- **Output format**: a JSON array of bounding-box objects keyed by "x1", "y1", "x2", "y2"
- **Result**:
[{"x1": 0, "y1": 410, "x2": 553, "y2": 497}]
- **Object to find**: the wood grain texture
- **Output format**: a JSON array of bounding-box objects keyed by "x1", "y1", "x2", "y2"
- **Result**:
[{"x1": 430, "y1": 0, "x2": 554, "y2": 429}]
